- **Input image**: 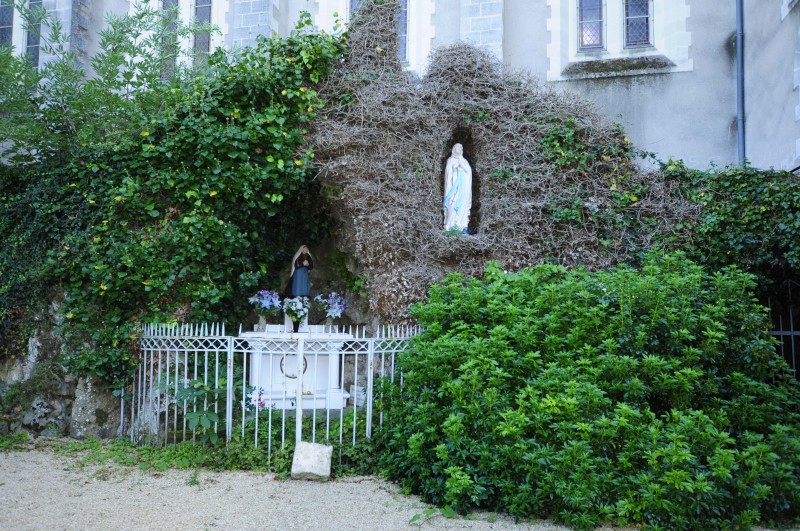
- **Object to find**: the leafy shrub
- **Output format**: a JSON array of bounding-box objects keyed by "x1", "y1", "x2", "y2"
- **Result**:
[
  {"x1": 378, "y1": 252, "x2": 800, "y2": 529},
  {"x1": 55, "y1": 17, "x2": 345, "y2": 387},
  {"x1": 665, "y1": 161, "x2": 800, "y2": 276}
]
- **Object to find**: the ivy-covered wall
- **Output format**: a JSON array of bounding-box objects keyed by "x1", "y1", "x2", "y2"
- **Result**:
[{"x1": 0, "y1": 6, "x2": 345, "y2": 391}]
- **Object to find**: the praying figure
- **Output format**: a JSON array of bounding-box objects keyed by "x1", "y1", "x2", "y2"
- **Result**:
[
  {"x1": 443, "y1": 143, "x2": 472, "y2": 233},
  {"x1": 289, "y1": 245, "x2": 313, "y2": 297}
]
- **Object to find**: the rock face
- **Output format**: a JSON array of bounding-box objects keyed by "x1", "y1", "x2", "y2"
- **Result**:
[
  {"x1": 0, "y1": 301, "x2": 120, "y2": 438},
  {"x1": 291, "y1": 441, "x2": 333, "y2": 481},
  {"x1": 69, "y1": 377, "x2": 121, "y2": 439}
]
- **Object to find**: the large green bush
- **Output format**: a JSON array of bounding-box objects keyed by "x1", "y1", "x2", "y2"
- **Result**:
[{"x1": 379, "y1": 252, "x2": 800, "y2": 529}]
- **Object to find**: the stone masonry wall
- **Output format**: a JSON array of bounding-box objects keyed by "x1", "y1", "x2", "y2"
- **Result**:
[
  {"x1": 459, "y1": 0, "x2": 502, "y2": 60},
  {"x1": 229, "y1": 0, "x2": 275, "y2": 49}
]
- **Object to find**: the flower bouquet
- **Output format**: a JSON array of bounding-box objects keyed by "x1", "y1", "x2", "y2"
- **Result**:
[
  {"x1": 314, "y1": 292, "x2": 348, "y2": 319},
  {"x1": 248, "y1": 290, "x2": 282, "y2": 319},
  {"x1": 282, "y1": 296, "x2": 310, "y2": 323}
]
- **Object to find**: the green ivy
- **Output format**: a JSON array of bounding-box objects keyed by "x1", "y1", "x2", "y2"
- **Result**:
[
  {"x1": 57, "y1": 16, "x2": 345, "y2": 387},
  {"x1": 665, "y1": 160, "x2": 800, "y2": 276},
  {"x1": 330, "y1": 251, "x2": 367, "y2": 297},
  {"x1": 537, "y1": 116, "x2": 633, "y2": 172},
  {"x1": 538, "y1": 115, "x2": 593, "y2": 170},
  {"x1": 378, "y1": 251, "x2": 800, "y2": 529},
  {"x1": 0, "y1": 7, "x2": 346, "y2": 387}
]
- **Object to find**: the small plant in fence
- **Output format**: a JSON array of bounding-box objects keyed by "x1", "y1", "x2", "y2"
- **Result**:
[{"x1": 175, "y1": 379, "x2": 226, "y2": 447}]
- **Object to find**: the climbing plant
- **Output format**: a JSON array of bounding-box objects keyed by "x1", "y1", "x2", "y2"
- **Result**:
[
  {"x1": 0, "y1": 6, "x2": 346, "y2": 387},
  {"x1": 664, "y1": 160, "x2": 800, "y2": 279},
  {"x1": 1, "y1": 0, "x2": 211, "y2": 358}
]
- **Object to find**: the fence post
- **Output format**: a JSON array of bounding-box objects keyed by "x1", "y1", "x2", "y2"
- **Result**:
[
  {"x1": 366, "y1": 337, "x2": 375, "y2": 438},
  {"x1": 119, "y1": 391, "x2": 125, "y2": 438},
  {"x1": 128, "y1": 324, "x2": 418, "y2": 447},
  {"x1": 296, "y1": 337, "x2": 304, "y2": 443},
  {"x1": 226, "y1": 336, "x2": 234, "y2": 444}
]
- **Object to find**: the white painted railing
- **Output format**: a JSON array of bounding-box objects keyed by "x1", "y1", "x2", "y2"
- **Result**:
[{"x1": 124, "y1": 323, "x2": 418, "y2": 458}]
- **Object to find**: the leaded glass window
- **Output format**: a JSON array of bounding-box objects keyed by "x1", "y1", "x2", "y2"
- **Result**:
[
  {"x1": 26, "y1": 0, "x2": 41, "y2": 67},
  {"x1": 397, "y1": 0, "x2": 407, "y2": 61},
  {"x1": 0, "y1": 0, "x2": 13, "y2": 47},
  {"x1": 194, "y1": 0, "x2": 211, "y2": 55},
  {"x1": 161, "y1": 0, "x2": 178, "y2": 77},
  {"x1": 625, "y1": 0, "x2": 650, "y2": 46},
  {"x1": 579, "y1": 0, "x2": 603, "y2": 50}
]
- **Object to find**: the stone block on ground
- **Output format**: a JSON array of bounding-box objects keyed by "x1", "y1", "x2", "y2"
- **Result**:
[
  {"x1": 69, "y1": 377, "x2": 121, "y2": 439},
  {"x1": 291, "y1": 441, "x2": 332, "y2": 481}
]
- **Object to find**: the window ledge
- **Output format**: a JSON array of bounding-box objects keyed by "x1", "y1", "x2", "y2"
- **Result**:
[{"x1": 561, "y1": 54, "x2": 676, "y2": 79}]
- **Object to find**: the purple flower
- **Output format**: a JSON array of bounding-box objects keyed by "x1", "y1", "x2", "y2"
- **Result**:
[
  {"x1": 249, "y1": 290, "x2": 281, "y2": 317},
  {"x1": 314, "y1": 292, "x2": 348, "y2": 319}
]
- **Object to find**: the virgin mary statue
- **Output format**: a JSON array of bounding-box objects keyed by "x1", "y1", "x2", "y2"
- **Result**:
[{"x1": 443, "y1": 143, "x2": 472, "y2": 233}]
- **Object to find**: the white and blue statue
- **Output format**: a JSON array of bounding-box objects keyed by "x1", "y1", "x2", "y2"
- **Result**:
[{"x1": 443, "y1": 143, "x2": 473, "y2": 233}]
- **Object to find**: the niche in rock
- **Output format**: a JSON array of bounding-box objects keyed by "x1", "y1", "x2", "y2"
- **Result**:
[{"x1": 440, "y1": 127, "x2": 480, "y2": 235}]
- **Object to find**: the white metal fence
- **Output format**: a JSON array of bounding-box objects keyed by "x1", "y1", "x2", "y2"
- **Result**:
[{"x1": 123, "y1": 322, "x2": 418, "y2": 457}]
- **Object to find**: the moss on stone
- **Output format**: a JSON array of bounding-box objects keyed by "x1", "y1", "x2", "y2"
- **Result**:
[
  {"x1": 561, "y1": 55, "x2": 675, "y2": 78},
  {"x1": 94, "y1": 408, "x2": 108, "y2": 427}
]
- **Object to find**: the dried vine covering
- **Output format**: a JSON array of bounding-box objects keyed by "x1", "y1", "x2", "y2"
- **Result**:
[{"x1": 312, "y1": 0, "x2": 698, "y2": 320}]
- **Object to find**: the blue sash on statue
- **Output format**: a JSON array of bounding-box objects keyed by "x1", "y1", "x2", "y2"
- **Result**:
[{"x1": 443, "y1": 168, "x2": 466, "y2": 214}]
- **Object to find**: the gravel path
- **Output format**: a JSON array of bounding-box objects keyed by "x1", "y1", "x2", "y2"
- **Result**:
[{"x1": 0, "y1": 447, "x2": 573, "y2": 530}]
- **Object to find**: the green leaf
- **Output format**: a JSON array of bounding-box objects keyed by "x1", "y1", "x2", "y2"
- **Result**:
[{"x1": 440, "y1": 506, "x2": 457, "y2": 519}]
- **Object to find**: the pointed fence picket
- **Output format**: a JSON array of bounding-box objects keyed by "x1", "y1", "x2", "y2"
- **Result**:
[{"x1": 126, "y1": 310, "x2": 798, "y2": 457}]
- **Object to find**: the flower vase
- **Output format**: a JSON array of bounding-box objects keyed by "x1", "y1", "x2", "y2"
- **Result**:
[{"x1": 292, "y1": 320, "x2": 300, "y2": 333}]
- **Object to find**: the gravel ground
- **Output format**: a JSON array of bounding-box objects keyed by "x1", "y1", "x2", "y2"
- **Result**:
[{"x1": 0, "y1": 446, "x2": 576, "y2": 530}]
